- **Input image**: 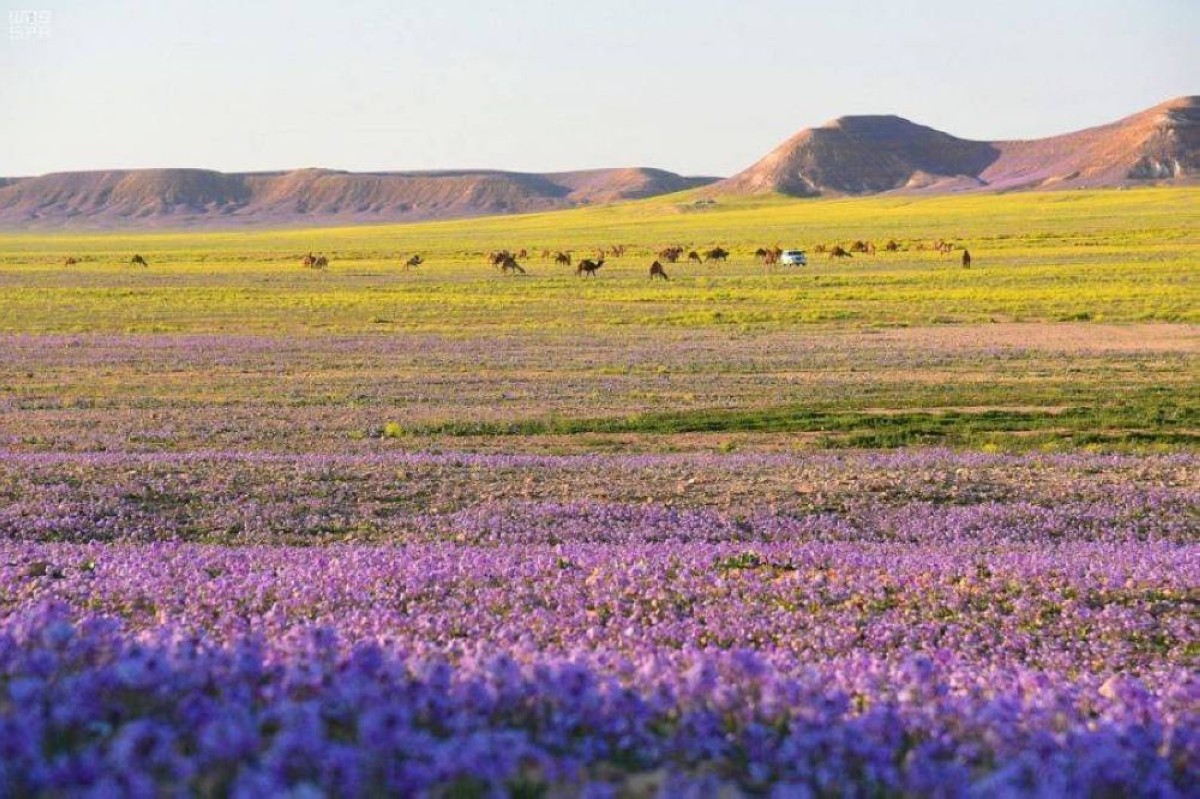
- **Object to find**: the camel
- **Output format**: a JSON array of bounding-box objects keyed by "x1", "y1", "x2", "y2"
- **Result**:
[
  {"x1": 649, "y1": 261, "x2": 669, "y2": 280},
  {"x1": 850, "y1": 240, "x2": 868, "y2": 253},
  {"x1": 576, "y1": 258, "x2": 604, "y2": 277},
  {"x1": 658, "y1": 246, "x2": 684, "y2": 263},
  {"x1": 518, "y1": 249, "x2": 528, "y2": 259},
  {"x1": 885, "y1": 240, "x2": 900, "y2": 252},
  {"x1": 488, "y1": 250, "x2": 512, "y2": 267},
  {"x1": 312, "y1": 255, "x2": 329, "y2": 269},
  {"x1": 755, "y1": 246, "x2": 782, "y2": 265},
  {"x1": 130, "y1": 254, "x2": 148, "y2": 267},
  {"x1": 302, "y1": 253, "x2": 316, "y2": 268},
  {"x1": 498, "y1": 254, "x2": 526, "y2": 274},
  {"x1": 63, "y1": 257, "x2": 78, "y2": 267},
  {"x1": 404, "y1": 254, "x2": 424, "y2": 269},
  {"x1": 687, "y1": 250, "x2": 703, "y2": 265},
  {"x1": 541, "y1": 249, "x2": 552, "y2": 260},
  {"x1": 829, "y1": 246, "x2": 852, "y2": 259},
  {"x1": 866, "y1": 242, "x2": 877, "y2": 256},
  {"x1": 704, "y1": 247, "x2": 729, "y2": 263},
  {"x1": 610, "y1": 244, "x2": 626, "y2": 258},
  {"x1": 961, "y1": 249, "x2": 972, "y2": 268},
  {"x1": 813, "y1": 244, "x2": 827, "y2": 254},
  {"x1": 554, "y1": 251, "x2": 572, "y2": 266}
]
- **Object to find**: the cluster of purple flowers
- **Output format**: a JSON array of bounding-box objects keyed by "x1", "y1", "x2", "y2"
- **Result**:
[
  {"x1": 1, "y1": 526, "x2": 1195, "y2": 794},
  {"x1": 0, "y1": 450, "x2": 1194, "y2": 794},
  {"x1": 2, "y1": 599, "x2": 1195, "y2": 797}
]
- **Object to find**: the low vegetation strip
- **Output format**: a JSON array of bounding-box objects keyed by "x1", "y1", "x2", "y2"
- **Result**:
[
  {"x1": 2, "y1": 450, "x2": 1194, "y2": 545},
  {"x1": 398, "y1": 398, "x2": 1197, "y2": 448}
]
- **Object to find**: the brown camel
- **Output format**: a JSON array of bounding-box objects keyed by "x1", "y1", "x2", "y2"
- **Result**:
[
  {"x1": 658, "y1": 246, "x2": 684, "y2": 263},
  {"x1": 814, "y1": 244, "x2": 827, "y2": 254},
  {"x1": 866, "y1": 242, "x2": 876, "y2": 256},
  {"x1": 554, "y1": 251, "x2": 572, "y2": 266},
  {"x1": 829, "y1": 246, "x2": 852, "y2": 259},
  {"x1": 405, "y1": 254, "x2": 424, "y2": 269},
  {"x1": 130, "y1": 254, "x2": 148, "y2": 267},
  {"x1": 313, "y1": 255, "x2": 329, "y2": 269},
  {"x1": 499, "y1": 254, "x2": 526, "y2": 274},
  {"x1": 687, "y1": 250, "x2": 703, "y2": 265},
  {"x1": 756, "y1": 246, "x2": 782, "y2": 265},
  {"x1": 63, "y1": 257, "x2": 79, "y2": 267},
  {"x1": 704, "y1": 247, "x2": 729, "y2": 263},
  {"x1": 962, "y1": 250, "x2": 972, "y2": 268},
  {"x1": 649, "y1": 261, "x2": 669, "y2": 280},
  {"x1": 885, "y1": 240, "x2": 900, "y2": 253},
  {"x1": 302, "y1": 252, "x2": 316, "y2": 268},
  {"x1": 576, "y1": 258, "x2": 604, "y2": 277}
]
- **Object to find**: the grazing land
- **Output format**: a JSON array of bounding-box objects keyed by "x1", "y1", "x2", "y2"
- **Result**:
[
  {"x1": 2, "y1": 188, "x2": 1197, "y2": 454},
  {"x1": 0, "y1": 188, "x2": 1197, "y2": 795}
]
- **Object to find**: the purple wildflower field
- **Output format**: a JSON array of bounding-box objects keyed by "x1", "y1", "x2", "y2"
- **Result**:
[{"x1": 0, "y1": 446, "x2": 1196, "y2": 796}]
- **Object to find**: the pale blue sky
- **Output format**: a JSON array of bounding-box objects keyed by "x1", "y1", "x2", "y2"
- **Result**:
[{"x1": 1, "y1": 0, "x2": 1194, "y2": 177}]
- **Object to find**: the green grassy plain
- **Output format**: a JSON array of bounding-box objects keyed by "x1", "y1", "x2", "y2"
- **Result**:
[
  {"x1": 1, "y1": 187, "x2": 1197, "y2": 333},
  {"x1": 0, "y1": 187, "x2": 1196, "y2": 452}
]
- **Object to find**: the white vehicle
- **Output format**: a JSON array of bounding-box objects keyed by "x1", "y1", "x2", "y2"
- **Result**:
[{"x1": 780, "y1": 249, "x2": 808, "y2": 266}]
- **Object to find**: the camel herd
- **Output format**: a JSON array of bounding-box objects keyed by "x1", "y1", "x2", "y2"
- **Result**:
[
  {"x1": 302, "y1": 253, "x2": 330, "y2": 269},
  {"x1": 491, "y1": 245, "x2": 720, "y2": 279},
  {"x1": 812, "y1": 238, "x2": 966, "y2": 257},
  {"x1": 489, "y1": 240, "x2": 976, "y2": 274},
  {"x1": 657, "y1": 246, "x2": 730, "y2": 264},
  {"x1": 58, "y1": 240, "x2": 976, "y2": 275},
  {"x1": 811, "y1": 238, "x2": 973, "y2": 267}
]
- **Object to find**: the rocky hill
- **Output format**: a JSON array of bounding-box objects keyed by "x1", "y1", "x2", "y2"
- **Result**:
[
  {"x1": 0, "y1": 167, "x2": 716, "y2": 229},
  {"x1": 715, "y1": 96, "x2": 1199, "y2": 196}
]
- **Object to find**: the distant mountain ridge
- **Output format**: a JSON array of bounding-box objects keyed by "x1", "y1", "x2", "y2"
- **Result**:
[
  {"x1": 0, "y1": 167, "x2": 716, "y2": 229},
  {"x1": 714, "y1": 96, "x2": 1199, "y2": 197},
  {"x1": 1, "y1": 97, "x2": 1195, "y2": 228}
]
